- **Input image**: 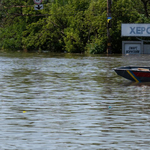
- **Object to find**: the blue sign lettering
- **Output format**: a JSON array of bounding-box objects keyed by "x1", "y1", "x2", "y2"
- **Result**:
[
  {"x1": 130, "y1": 26, "x2": 150, "y2": 35},
  {"x1": 141, "y1": 27, "x2": 145, "y2": 34},
  {"x1": 136, "y1": 27, "x2": 141, "y2": 34},
  {"x1": 146, "y1": 27, "x2": 150, "y2": 34},
  {"x1": 130, "y1": 27, "x2": 135, "y2": 34}
]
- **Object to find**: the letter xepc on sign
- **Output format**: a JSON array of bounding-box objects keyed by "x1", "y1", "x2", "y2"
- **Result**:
[{"x1": 121, "y1": 23, "x2": 150, "y2": 37}]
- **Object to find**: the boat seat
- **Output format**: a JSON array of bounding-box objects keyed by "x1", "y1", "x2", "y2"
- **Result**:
[{"x1": 138, "y1": 68, "x2": 150, "y2": 71}]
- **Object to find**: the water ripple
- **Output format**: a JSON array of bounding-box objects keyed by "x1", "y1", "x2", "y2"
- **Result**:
[{"x1": 0, "y1": 53, "x2": 150, "y2": 149}]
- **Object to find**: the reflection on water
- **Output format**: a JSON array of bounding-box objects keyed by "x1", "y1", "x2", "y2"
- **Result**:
[{"x1": 0, "y1": 52, "x2": 150, "y2": 149}]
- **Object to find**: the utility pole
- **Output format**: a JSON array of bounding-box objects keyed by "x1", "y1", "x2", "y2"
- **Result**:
[{"x1": 107, "y1": 0, "x2": 112, "y2": 54}]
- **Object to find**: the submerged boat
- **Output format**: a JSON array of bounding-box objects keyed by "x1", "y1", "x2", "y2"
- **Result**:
[{"x1": 114, "y1": 66, "x2": 150, "y2": 82}]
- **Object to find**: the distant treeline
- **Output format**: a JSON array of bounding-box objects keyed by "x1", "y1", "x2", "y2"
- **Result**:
[{"x1": 0, "y1": 0, "x2": 150, "y2": 53}]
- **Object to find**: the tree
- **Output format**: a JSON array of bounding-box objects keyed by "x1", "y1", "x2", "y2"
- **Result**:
[
  {"x1": 0, "y1": 0, "x2": 150, "y2": 53},
  {"x1": 140, "y1": 0, "x2": 150, "y2": 18},
  {"x1": 111, "y1": 0, "x2": 142, "y2": 53}
]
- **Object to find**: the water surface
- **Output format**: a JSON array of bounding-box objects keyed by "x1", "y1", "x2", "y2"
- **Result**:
[{"x1": 0, "y1": 52, "x2": 150, "y2": 149}]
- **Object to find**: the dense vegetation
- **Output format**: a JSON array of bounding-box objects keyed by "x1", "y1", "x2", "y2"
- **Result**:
[{"x1": 0, "y1": 0, "x2": 150, "y2": 53}]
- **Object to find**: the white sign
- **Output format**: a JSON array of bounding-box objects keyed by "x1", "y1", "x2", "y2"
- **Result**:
[
  {"x1": 33, "y1": 0, "x2": 42, "y2": 4},
  {"x1": 125, "y1": 43, "x2": 141, "y2": 54},
  {"x1": 122, "y1": 23, "x2": 150, "y2": 37},
  {"x1": 34, "y1": 4, "x2": 43, "y2": 10}
]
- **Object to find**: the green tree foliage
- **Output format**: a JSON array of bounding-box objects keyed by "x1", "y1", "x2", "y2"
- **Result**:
[
  {"x1": 0, "y1": 0, "x2": 150, "y2": 53},
  {"x1": 110, "y1": 0, "x2": 150, "y2": 53}
]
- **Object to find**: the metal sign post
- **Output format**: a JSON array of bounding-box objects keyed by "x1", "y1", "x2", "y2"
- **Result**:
[{"x1": 107, "y1": 0, "x2": 112, "y2": 54}]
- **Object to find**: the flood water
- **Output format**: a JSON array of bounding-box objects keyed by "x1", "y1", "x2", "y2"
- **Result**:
[{"x1": 0, "y1": 52, "x2": 150, "y2": 150}]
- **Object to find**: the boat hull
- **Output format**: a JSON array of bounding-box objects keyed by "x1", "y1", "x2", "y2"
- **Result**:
[{"x1": 114, "y1": 66, "x2": 150, "y2": 82}]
